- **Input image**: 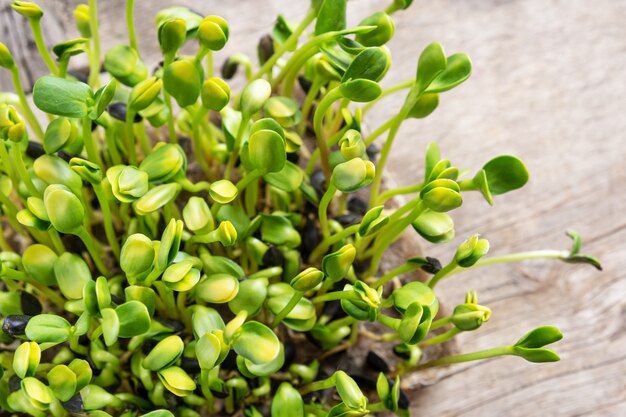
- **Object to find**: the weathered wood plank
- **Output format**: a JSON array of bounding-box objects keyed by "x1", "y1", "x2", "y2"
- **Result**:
[{"x1": 0, "y1": 0, "x2": 624, "y2": 416}]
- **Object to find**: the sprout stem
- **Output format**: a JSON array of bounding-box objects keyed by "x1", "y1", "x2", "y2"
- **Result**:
[
  {"x1": 364, "y1": 116, "x2": 397, "y2": 147},
  {"x1": 191, "y1": 106, "x2": 212, "y2": 177},
  {"x1": 370, "y1": 262, "x2": 419, "y2": 289},
  {"x1": 93, "y1": 183, "x2": 120, "y2": 258},
  {"x1": 88, "y1": 0, "x2": 101, "y2": 87},
  {"x1": 48, "y1": 229, "x2": 66, "y2": 255},
  {"x1": 126, "y1": 0, "x2": 138, "y2": 53},
  {"x1": 362, "y1": 79, "x2": 413, "y2": 114},
  {"x1": 430, "y1": 316, "x2": 453, "y2": 331},
  {"x1": 0, "y1": 140, "x2": 18, "y2": 188},
  {"x1": 426, "y1": 261, "x2": 458, "y2": 289},
  {"x1": 29, "y1": 19, "x2": 58, "y2": 75},
  {"x1": 369, "y1": 85, "x2": 423, "y2": 206},
  {"x1": 124, "y1": 111, "x2": 138, "y2": 165},
  {"x1": 318, "y1": 183, "x2": 337, "y2": 238},
  {"x1": 224, "y1": 115, "x2": 250, "y2": 180},
  {"x1": 377, "y1": 181, "x2": 424, "y2": 203},
  {"x1": 271, "y1": 290, "x2": 303, "y2": 328},
  {"x1": 252, "y1": 7, "x2": 316, "y2": 80},
  {"x1": 236, "y1": 169, "x2": 263, "y2": 192},
  {"x1": 419, "y1": 327, "x2": 460, "y2": 347},
  {"x1": 10, "y1": 67, "x2": 44, "y2": 140},
  {"x1": 298, "y1": 76, "x2": 324, "y2": 136},
  {"x1": 415, "y1": 345, "x2": 514, "y2": 370},
  {"x1": 299, "y1": 376, "x2": 336, "y2": 395},
  {"x1": 313, "y1": 87, "x2": 342, "y2": 183},
  {"x1": 83, "y1": 117, "x2": 103, "y2": 168},
  {"x1": 460, "y1": 250, "x2": 569, "y2": 270},
  {"x1": 77, "y1": 228, "x2": 110, "y2": 276},
  {"x1": 308, "y1": 224, "x2": 360, "y2": 263}
]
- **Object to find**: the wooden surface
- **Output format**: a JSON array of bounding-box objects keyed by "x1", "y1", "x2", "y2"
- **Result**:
[{"x1": 1, "y1": 0, "x2": 624, "y2": 416}]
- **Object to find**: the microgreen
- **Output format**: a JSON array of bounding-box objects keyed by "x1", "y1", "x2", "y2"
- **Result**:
[{"x1": 0, "y1": 1, "x2": 600, "y2": 416}]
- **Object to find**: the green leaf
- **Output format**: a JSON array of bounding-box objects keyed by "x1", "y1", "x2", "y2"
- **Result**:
[
  {"x1": 91, "y1": 80, "x2": 117, "y2": 120},
  {"x1": 25, "y1": 314, "x2": 71, "y2": 344},
  {"x1": 335, "y1": 371, "x2": 367, "y2": 410},
  {"x1": 339, "y1": 78, "x2": 382, "y2": 102},
  {"x1": 158, "y1": 366, "x2": 196, "y2": 397},
  {"x1": 53, "y1": 253, "x2": 91, "y2": 300},
  {"x1": 407, "y1": 93, "x2": 439, "y2": 119},
  {"x1": 415, "y1": 42, "x2": 447, "y2": 94},
  {"x1": 315, "y1": 0, "x2": 346, "y2": 35},
  {"x1": 249, "y1": 127, "x2": 286, "y2": 173},
  {"x1": 412, "y1": 211, "x2": 455, "y2": 243},
  {"x1": 342, "y1": 47, "x2": 390, "y2": 83},
  {"x1": 116, "y1": 301, "x2": 151, "y2": 338},
  {"x1": 143, "y1": 335, "x2": 184, "y2": 371},
  {"x1": 261, "y1": 214, "x2": 301, "y2": 248},
  {"x1": 425, "y1": 53, "x2": 472, "y2": 93},
  {"x1": 22, "y1": 244, "x2": 57, "y2": 286},
  {"x1": 233, "y1": 321, "x2": 281, "y2": 364},
  {"x1": 263, "y1": 161, "x2": 304, "y2": 192},
  {"x1": 271, "y1": 383, "x2": 304, "y2": 417},
  {"x1": 515, "y1": 326, "x2": 563, "y2": 349},
  {"x1": 195, "y1": 332, "x2": 222, "y2": 369},
  {"x1": 33, "y1": 76, "x2": 94, "y2": 118},
  {"x1": 482, "y1": 155, "x2": 529, "y2": 195},
  {"x1": 229, "y1": 278, "x2": 269, "y2": 316},
  {"x1": 196, "y1": 273, "x2": 240, "y2": 304},
  {"x1": 13, "y1": 341, "x2": 40, "y2": 379},
  {"x1": 47, "y1": 364, "x2": 77, "y2": 402},
  {"x1": 163, "y1": 58, "x2": 204, "y2": 107},
  {"x1": 392, "y1": 282, "x2": 439, "y2": 316},
  {"x1": 100, "y1": 308, "x2": 120, "y2": 346},
  {"x1": 322, "y1": 244, "x2": 356, "y2": 282}
]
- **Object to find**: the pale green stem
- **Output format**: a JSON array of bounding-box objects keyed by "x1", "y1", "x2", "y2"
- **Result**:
[
  {"x1": 93, "y1": 183, "x2": 120, "y2": 258},
  {"x1": 426, "y1": 261, "x2": 458, "y2": 289},
  {"x1": 313, "y1": 87, "x2": 342, "y2": 183},
  {"x1": 271, "y1": 290, "x2": 303, "y2": 328},
  {"x1": 48, "y1": 229, "x2": 66, "y2": 255},
  {"x1": 370, "y1": 262, "x2": 419, "y2": 289},
  {"x1": 274, "y1": 26, "x2": 376, "y2": 90},
  {"x1": 236, "y1": 169, "x2": 264, "y2": 193},
  {"x1": 224, "y1": 115, "x2": 250, "y2": 180},
  {"x1": 460, "y1": 250, "x2": 570, "y2": 270},
  {"x1": 369, "y1": 85, "x2": 422, "y2": 206},
  {"x1": 298, "y1": 376, "x2": 336, "y2": 395},
  {"x1": 126, "y1": 0, "x2": 138, "y2": 52},
  {"x1": 135, "y1": 122, "x2": 151, "y2": 156},
  {"x1": 58, "y1": 58, "x2": 69, "y2": 78},
  {"x1": 308, "y1": 224, "x2": 360, "y2": 264},
  {"x1": 364, "y1": 116, "x2": 397, "y2": 146},
  {"x1": 0, "y1": 140, "x2": 18, "y2": 189},
  {"x1": 377, "y1": 181, "x2": 424, "y2": 204},
  {"x1": 0, "y1": 220, "x2": 11, "y2": 251},
  {"x1": 430, "y1": 316, "x2": 453, "y2": 331},
  {"x1": 10, "y1": 66, "x2": 43, "y2": 140},
  {"x1": 298, "y1": 76, "x2": 324, "y2": 136},
  {"x1": 305, "y1": 126, "x2": 348, "y2": 175},
  {"x1": 176, "y1": 177, "x2": 211, "y2": 193},
  {"x1": 162, "y1": 54, "x2": 178, "y2": 144},
  {"x1": 124, "y1": 111, "x2": 138, "y2": 165},
  {"x1": 252, "y1": 6, "x2": 316, "y2": 80},
  {"x1": 415, "y1": 346, "x2": 515, "y2": 370},
  {"x1": 88, "y1": 0, "x2": 101, "y2": 87},
  {"x1": 29, "y1": 19, "x2": 58, "y2": 75},
  {"x1": 83, "y1": 117, "x2": 103, "y2": 168},
  {"x1": 364, "y1": 200, "x2": 425, "y2": 277},
  {"x1": 317, "y1": 183, "x2": 337, "y2": 238},
  {"x1": 76, "y1": 228, "x2": 110, "y2": 276},
  {"x1": 419, "y1": 327, "x2": 461, "y2": 347},
  {"x1": 362, "y1": 79, "x2": 413, "y2": 114},
  {"x1": 191, "y1": 106, "x2": 212, "y2": 177}
]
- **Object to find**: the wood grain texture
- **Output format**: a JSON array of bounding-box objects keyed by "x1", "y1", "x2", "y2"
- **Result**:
[{"x1": 0, "y1": 0, "x2": 624, "y2": 416}]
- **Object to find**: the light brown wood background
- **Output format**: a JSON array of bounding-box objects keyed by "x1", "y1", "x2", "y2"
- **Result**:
[{"x1": 1, "y1": 0, "x2": 624, "y2": 416}]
